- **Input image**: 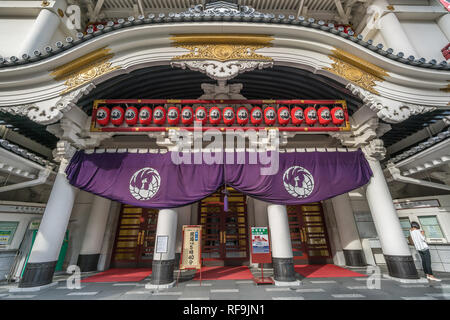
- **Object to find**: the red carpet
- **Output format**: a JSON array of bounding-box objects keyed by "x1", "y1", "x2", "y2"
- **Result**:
[
  {"x1": 294, "y1": 264, "x2": 366, "y2": 278},
  {"x1": 193, "y1": 266, "x2": 254, "y2": 280},
  {"x1": 81, "y1": 268, "x2": 152, "y2": 283}
]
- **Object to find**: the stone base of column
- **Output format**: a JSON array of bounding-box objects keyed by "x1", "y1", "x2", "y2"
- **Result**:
[
  {"x1": 77, "y1": 254, "x2": 100, "y2": 272},
  {"x1": 19, "y1": 261, "x2": 57, "y2": 288},
  {"x1": 384, "y1": 255, "x2": 419, "y2": 279},
  {"x1": 343, "y1": 249, "x2": 366, "y2": 267},
  {"x1": 272, "y1": 257, "x2": 296, "y2": 282},
  {"x1": 150, "y1": 259, "x2": 175, "y2": 285}
]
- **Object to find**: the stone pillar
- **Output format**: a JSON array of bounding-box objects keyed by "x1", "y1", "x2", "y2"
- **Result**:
[
  {"x1": 19, "y1": 142, "x2": 78, "y2": 288},
  {"x1": 331, "y1": 194, "x2": 365, "y2": 266},
  {"x1": 371, "y1": 0, "x2": 418, "y2": 57},
  {"x1": 364, "y1": 140, "x2": 418, "y2": 279},
  {"x1": 148, "y1": 208, "x2": 178, "y2": 288},
  {"x1": 18, "y1": 9, "x2": 61, "y2": 57},
  {"x1": 77, "y1": 196, "x2": 111, "y2": 272},
  {"x1": 437, "y1": 13, "x2": 450, "y2": 42},
  {"x1": 267, "y1": 204, "x2": 298, "y2": 284}
]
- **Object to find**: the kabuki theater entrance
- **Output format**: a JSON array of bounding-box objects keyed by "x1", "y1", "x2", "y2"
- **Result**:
[
  {"x1": 199, "y1": 187, "x2": 249, "y2": 266},
  {"x1": 111, "y1": 206, "x2": 159, "y2": 268}
]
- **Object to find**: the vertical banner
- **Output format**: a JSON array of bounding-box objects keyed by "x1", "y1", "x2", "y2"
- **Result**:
[
  {"x1": 180, "y1": 225, "x2": 202, "y2": 270},
  {"x1": 250, "y1": 227, "x2": 272, "y2": 263}
]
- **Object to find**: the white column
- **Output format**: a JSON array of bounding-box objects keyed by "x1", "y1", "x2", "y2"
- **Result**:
[
  {"x1": 77, "y1": 195, "x2": 111, "y2": 271},
  {"x1": 437, "y1": 14, "x2": 450, "y2": 42},
  {"x1": 267, "y1": 204, "x2": 298, "y2": 284},
  {"x1": 331, "y1": 194, "x2": 365, "y2": 266},
  {"x1": 20, "y1": 161, "x2": 78, "y2": 288},
  {"x1": 148, "y1": 208, "x2": 178, "y2": 287},
  {"x1": 366, "y1": 157, "x2": 418, "y2": 279},
  {"x1": 371, "y1": 0, "x2": 419, "y2": 57},
  {"x1": 18, "y1": 9, "x2": 60, "y2": 57}
]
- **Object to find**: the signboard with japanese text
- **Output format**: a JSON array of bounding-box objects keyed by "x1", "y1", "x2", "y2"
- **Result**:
[
  {"x1": 180, "y1": 225, "x2": 202, "y2": 270},
  {"x1": 250, "y1": 227, "x2": 272, "y2": 264}
]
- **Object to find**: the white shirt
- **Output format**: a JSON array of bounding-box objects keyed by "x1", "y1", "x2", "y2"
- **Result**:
[{"x1": 410, "y1": 229, "x2": 428, "y2": 251}]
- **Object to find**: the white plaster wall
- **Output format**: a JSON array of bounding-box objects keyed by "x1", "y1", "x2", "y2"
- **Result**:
[
  {"x1": 0, "y1": 18, "x2": 35, "y2": 57},
  {"x1": 401, "y1": 20, "x2": 449, "y2": 60},
  {"x1": 371, "y1": 30, "x2": 387, "y2": 48},
  {"x1": 48, "y1": 28, "x2": 69, "y2": 49}
]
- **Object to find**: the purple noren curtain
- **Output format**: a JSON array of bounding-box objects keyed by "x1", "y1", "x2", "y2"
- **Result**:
[{"x1": 66, "y1": 150, "x2": 372, "y2": 208}]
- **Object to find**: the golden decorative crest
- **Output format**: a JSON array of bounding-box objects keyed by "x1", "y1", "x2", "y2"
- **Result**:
[
  {"x1": 51, "y1": 47, "x2": 120, "y2": 95},
  {"x1": 324, "y1": 49, "x2": 388, "y2": 95},
  {"x1": 171, "y1": 34, "x2": 273, "y2": 62}
]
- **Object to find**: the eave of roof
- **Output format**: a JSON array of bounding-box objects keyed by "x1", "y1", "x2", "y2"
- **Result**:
[{"x1": 0, "y1": 10, "x2": 449, "y2": 71}]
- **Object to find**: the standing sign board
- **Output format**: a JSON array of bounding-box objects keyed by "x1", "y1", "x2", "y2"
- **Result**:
[
  {"x1": 177, "y1": 225, "x2": 202, "y2": 285},
  {"x1": 155, "y1": 235, "x2": 168, "y2": 254},
  {"x1": 250, "y1": 227, "x2": 274, "y2": 284}
]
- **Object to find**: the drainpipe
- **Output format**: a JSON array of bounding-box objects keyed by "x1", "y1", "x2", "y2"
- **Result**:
[
  {"x1": 0, "y1": 168, "x2": 52, "y2": 193},
  {"x1": 386, "y1": 164, "x2": 450, "y2": 191}
]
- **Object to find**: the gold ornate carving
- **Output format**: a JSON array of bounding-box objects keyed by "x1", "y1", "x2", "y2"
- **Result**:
[
  {"x1": 324, "y1": 49, "x2": 389, "y2": 95},
  {"x1": 51, "y1": 48, "x2": 120, "y2": 95},
  {"x1": 171, "y1": 34, "x2": 273, "y2": 62}
]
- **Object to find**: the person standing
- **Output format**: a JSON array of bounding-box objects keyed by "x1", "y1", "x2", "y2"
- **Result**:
[{"x1": 409, "y1": 221, "x2": 441, "y2": 281}]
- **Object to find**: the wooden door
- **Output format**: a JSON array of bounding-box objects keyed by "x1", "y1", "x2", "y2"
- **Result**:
[
  {"x1": 111, "y1": 205, "x2": 158, "y2": 268},
  {"x1": 287, "y1": 205, "x2": 309, "y2": 262},
  {"x1": 199, "y1": 187, "x2": 249, "y2": 265},
  {"x1": 288, "y1": 202, "x2": 332, "y2": 264}
]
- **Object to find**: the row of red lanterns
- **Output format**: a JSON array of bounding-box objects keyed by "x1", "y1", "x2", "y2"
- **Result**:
[{"x1": 96, "y1": 105, "x2": 346, "y2": 127}]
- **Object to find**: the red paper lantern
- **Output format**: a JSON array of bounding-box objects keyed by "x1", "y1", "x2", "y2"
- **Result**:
[
  {"x1": 139, "y1": 106, "x2": 152, "y2": 125},
  {"x1": 237, "y1": 107, "x2": 249, "y2": 126},
  {"x1": 223, "y1": 107, "x2": 235, "y2": 126},
  {"x1": 264, "y1": 106, "x2": 276, "y2": 126},
  {"x1": 331, "y1": 106, "x2": 345, "y2": 125},
  {"x1": 111, "y1": 106, "x2": 124, "y2": 126},
  {"x1": 250, "y1": 107, "x2": 263, "y2": 126},
  {"x1": 304, "y1": 107, "x2": 317, "y2": 126},
  {"x1": 96, "y1": 106, "x2": 110, "y2": 126},
  {"x1": 125, "y1": 106, "x2": 138, "y2": 126},
  {"x1": 291, "y1": 106, "x2": 304, "y2": 126},
  {"x1": 167, "y1": 106, "x2": 180, "y2": 125},
  {"x1": 195, "y1": 106, "x2": 207, "y2": 125},
  {"x1": 277, "y1": 106, "x2": 290, "y2": 126},
  {"x1": 209, "y1": 106, "x2": 221, "y2": 125},
  {"x1": 181, "y1": 106, "x2": 194, "y2": 126},
  {"x1": 153, "y1": 106, "x2": 166, "y2": 125},
  {"x1": 318, "y1": 106, "x2": 331, "y2": 126}
]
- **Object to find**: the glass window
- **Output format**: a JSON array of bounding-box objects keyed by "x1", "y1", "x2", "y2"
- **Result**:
[
  {"x1": 0, "y1": 221, "x2": 19, "y2": 245},
  {"x1": 399, "y1": 217, "x2": 411, "y2": 238},
  {"x1": 418, "y1": 216, "x2": 444, "y2": 239}
]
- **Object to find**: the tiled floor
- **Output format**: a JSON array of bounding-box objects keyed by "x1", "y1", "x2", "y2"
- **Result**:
[{"x1": 1, "y1": 266, "x2": 449, "y2": 300}]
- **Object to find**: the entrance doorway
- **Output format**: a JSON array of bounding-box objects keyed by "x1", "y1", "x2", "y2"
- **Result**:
[
  {"x1": 198, "y1": 187, "x2": 249, "y2": 266},
  {"x1": 111, "y1": 205, "x2": 158, "y2": 268},
  {"x1": 288, "y1": 203, "x2": 332, "y2": 264}
]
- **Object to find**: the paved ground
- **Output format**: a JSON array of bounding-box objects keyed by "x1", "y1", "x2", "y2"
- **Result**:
[{"x1": 1, "y1": 266, "x2": 449, "y2": 300}]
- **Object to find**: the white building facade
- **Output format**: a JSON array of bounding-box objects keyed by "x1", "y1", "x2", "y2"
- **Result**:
[{"x1": 0, "y1": 0, "x2": 449, "y2": 289}]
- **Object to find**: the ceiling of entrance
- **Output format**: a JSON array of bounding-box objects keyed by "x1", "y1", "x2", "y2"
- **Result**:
[{"x1": 76, "y1": 65, "x2": 364, "y2": 115}]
